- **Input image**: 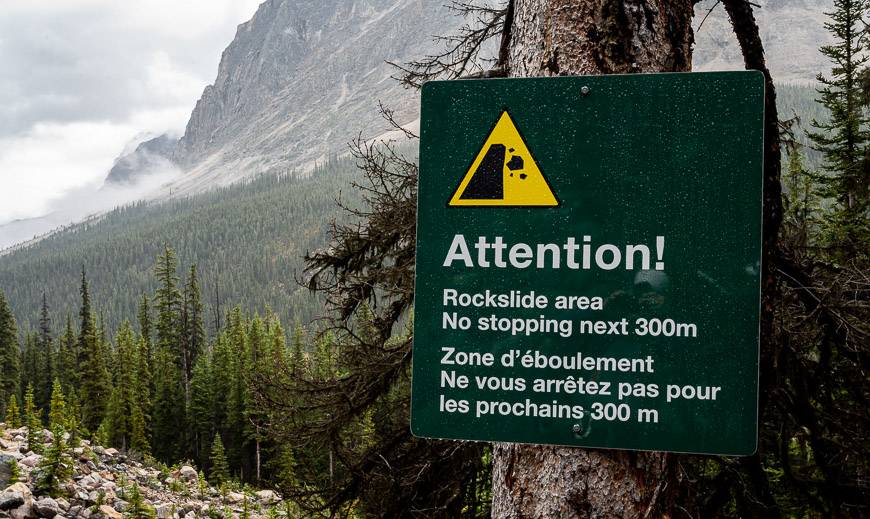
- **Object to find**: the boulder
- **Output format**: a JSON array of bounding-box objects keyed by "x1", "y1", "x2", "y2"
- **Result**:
[
  {"x1": 34, "y1": 497, "x2": 60, "y2": 518},
  {"x1": 5, "y1": 483, "x2": 35, "y2": 519},
  {"x1": 254, "y1": 490, "x2": 279, "y2": 504},
  {"x1": 226, "y1": 492, "x2": 245, "y2": 503},
  {"x1": 66, "y1": 506, "x2": 81, "y2": 518},
  {"x1": 53, "y1": 499, "x2": 68, "y2": 513},
  {"x1": 154, "y1": 504, "x2": 173, "y2": 519},
  {"x1": 18, "y1": 456, "x2": 40, "y2": 469},
  {"x1": 177, "y1": 466, "x2": 197, "y2": 483},
  {"x1": 96, "y1": 505, "x2": 121, "y2": 519},
  {"x1": 102, "y1": 450, "x2": 118, "y2": 458}
]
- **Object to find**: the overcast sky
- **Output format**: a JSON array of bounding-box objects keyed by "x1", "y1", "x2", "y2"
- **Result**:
[{"x1": 0, "y1": 0, "x2": 262, "y2": 224}]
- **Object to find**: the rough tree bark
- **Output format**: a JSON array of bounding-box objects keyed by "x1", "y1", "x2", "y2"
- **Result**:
[{"x1": 491, "y1": 1, "x2": 695, "y2": 517}]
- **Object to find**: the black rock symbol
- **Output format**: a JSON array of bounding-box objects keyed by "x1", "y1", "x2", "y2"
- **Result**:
[{"x1": 506, "y1": 155, "x2": 524, "y2": 171}]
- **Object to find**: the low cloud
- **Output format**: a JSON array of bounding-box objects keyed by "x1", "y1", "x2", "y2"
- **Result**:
[{"x1": 0, "y1": 162, "x2": 182, "y2": 251}]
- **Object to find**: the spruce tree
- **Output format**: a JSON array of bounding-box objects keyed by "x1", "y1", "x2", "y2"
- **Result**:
[
  {"x1": 209, "y1": 434, "x2": 230, "y2": 486},
  {"x1": 57, "y1": 314, "x2": 78, "y2": 391},
  {"x1": 5, "y1": 394, "x2": 20, "y2": 428},
  {"x1": 0, "y1": 290, "x2": 20, "y2": 414},
  {"x1": 37, "y1": 292, "x2": 55, "y2": 414},
  {"x1": 125, "y1": 482, "x2": 156, "y2": 519},
  {"x1": 105, "y1": 322, "x2": 143, "y2": 451},
  {"x1": 78, "y1": 269, "x2": 111, "y2": 434},
  {"x1": 807, "y1": 0, "x2": 870, "y2": 251},
  {"x1": 154, "y1": 246, "x2": 181, "y2": 361},
  {"x1": 180, "y1": 265, "x2": 205, "y2": 399},
  {"x1": 48, "y1": 379, "x2": 67, "y2": 431},
  {"x1": 23, "y1": 384, "x2": 43, "y2": 454},
  {"x1": 34, "y1": 425, "x2": 73, "y2": 497}
]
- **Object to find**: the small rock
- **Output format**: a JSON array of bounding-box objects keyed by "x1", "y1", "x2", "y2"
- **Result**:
[
  {"x1": 96, "y1": 505, "x2": 120, "y2": 519},
  {"x1": 41, "y1": 431, "x2": 52, "y2": 443},
  {"x1": 34, "y1": 497, "x2": 60, "y2": 518},
  {"x1": 111, "y1": 501, "x2": 127, "y2": 514},
  {"x1": 102, "y1": 449, "x2": 117, "y2": 458},
  {"x1": 0, "y1": 493, "x2": 24, "y2": 512},
  {"x1": 19, "y1": 456, "x2": 40, "y2": 469},
  {"x1": 226, "y1": 492, "x2": 245, "y2": 504},
  {"x1": 66, "y1": 507, "x2": 80, "y2": 518},
  {"x1": 92, "y1": 447, "x2": 104, "y2": 456},
  {"x1": 54, "y1": 500, "x2": 68, "y2": 513}
]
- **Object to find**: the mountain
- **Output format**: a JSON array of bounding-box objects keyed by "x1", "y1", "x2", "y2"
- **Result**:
[
  {"x1": 694, "y1": 0, "x2": 832, "y2": 83},
  {"x1": 161, "y1": 0, "x2": 453, "y2": 195},
  {"x1": 104, "y1": 134, "x2": 178, "y2": 185},
  {"x1": 122, "y1": 0, "x2": 831, "y2": 196}
]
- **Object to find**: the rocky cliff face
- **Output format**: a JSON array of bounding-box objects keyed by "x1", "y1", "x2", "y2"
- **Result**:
[
  {"x1": 693, "y1": 0, "x2": 832, "y2": 82},
  {"x1": 0, "y1": 427, "x2": 290, "y2": 519},
  {"x1": 110, "y1": 0, "x2": 830, "y2": 196},
  {"x1": 160, "y1": 0, "x2": 452, "y2": 195},
  {"x1": 105, "y1": 135, "x2": 178, "y2": 186}
]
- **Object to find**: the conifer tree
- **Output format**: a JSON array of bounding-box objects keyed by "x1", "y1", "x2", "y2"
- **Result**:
[
  {"x1": 783, "y1": 150, "x2": 821, "y2": 248},
  {"x1": 151, "y1": 347, "x2": 184, "y2": 461},
  {"x1": 180, "y1": 265, "x2": 205, "y2": 399},
  {"x1": 34, "y1": 425, "x2": 73, "y2": 497},
  {"x1": 105, "y1": 322, "x2": 143, "y2": 451},
  {"x1": 23, "y1": 384, "x2": 43, "y2": 454},
  {"x1": 57, "y1": 314, "x2": 78, "y2": 391},
  {"x1": 37, "y1": 292, "x2": 55, "y2": 413},
  {"x1": 48, "y1": 379, "x2": 67, "y2": 431},
  {"x1": 807, "y1": 0, "x2": 870, "y2": 251},
  {"x1": 154, "y1": 246, "x2": 181, "y2": 361},
  {"x1": 21, "y1": 332, "x2": 40, "y2": 402},
  {"x1": 188, "y1": 353, "x2": 214, "y2": 467},
  {"x1": 137, "y1": 294, "x2": 153, "y2": 357},
  {"x1": 209, "y1": 434, "x2": 230, "y2": 486},
  {"x1": 5, "y1": 394, "x2": 20, "y2": 428},
  {"x1": 0, "y1": 290, "x2": 19, "y2": 415},
  {"x1": 125, "y1": 482, "x2": 156, "y2": 519},
  {"x1": 78, "y1": 269, "x2": 111, "y2": 434}
]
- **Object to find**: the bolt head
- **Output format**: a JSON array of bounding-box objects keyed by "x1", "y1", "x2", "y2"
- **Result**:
[
  {"x1": 572, "y1": 424, "x2": 582, "y2": 433},
  {"x1": 580, "y1": 86, "x2": 590, "y2": 96}
]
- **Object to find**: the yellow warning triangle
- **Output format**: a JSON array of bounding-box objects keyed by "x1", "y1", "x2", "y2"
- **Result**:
[{"x1": 449, "y1": 111, "x2": 558, "y2": 207}]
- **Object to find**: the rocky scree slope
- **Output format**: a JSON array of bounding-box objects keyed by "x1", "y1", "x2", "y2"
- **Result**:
[{"x1": 0, "y1": 426, "x2": 287, "y2": 519}]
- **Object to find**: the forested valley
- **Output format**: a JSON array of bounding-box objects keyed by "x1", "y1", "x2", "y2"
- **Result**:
[{"x1": 0, "y1": 0, "x2": 868, "y2": 515}]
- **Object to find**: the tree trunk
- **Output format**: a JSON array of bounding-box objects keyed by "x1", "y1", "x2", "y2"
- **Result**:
[{"x1": 492, "y1": 1, "x2": 694, "y2": 517}]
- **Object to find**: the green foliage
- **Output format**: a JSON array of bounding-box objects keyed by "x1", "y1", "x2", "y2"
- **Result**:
[
  {"x1": 209, "y1": 434, "x2": 230, "y2": 486},
  {"x1": 806, "y1": 0, "x2": 870, "y2": 254},
  {"x1": 34, "y1": 425, "x2": 73, "y2": 497},
  {"x1": 0, "y1": 163, "x2": 360, "y2": 336},
  {"x1": 5, "y1": 459, "x2": 20, "y2": 485},
  {"x1": 78, "y1": 269, "x2": 111, "y2": 433},
  {"x1": 125, "y1": 482, "x2": 156, "y2": 519},
  {"x1": 23, "y1": 384, "x2": 44, "y2": 454},
  {"x1": 5, "y1": 394, "x2": 20, "y2": 428},
  {"x1": 0, "y1": 290, "x2": 20, "y2": 413},
  {"x1": 48, "y1": 379, "x2": 67, "y2": 431}
]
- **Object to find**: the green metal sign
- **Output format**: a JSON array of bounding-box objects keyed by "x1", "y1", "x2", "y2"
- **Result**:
[{"x1": 411, "y1": 71, "x2": 764, "y2": 455}]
